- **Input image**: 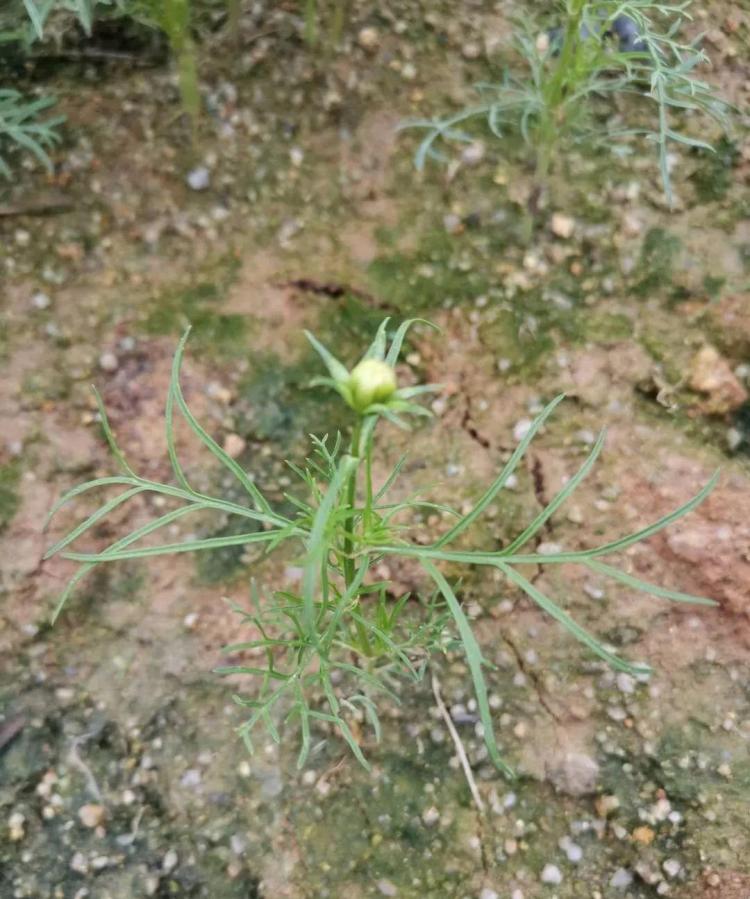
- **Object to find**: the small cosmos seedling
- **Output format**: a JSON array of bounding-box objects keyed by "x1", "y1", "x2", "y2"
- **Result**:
[{"x1": 46, "y1": 318, "x2": 718, "y2": 775}]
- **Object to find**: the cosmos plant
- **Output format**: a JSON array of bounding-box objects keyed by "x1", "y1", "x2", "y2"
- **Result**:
[{"x1": 46, "y1": 318, "x2": 717, "y2": 775}]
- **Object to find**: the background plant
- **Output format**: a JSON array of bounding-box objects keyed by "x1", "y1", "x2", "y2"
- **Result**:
[
  {"x1": 1, "y1": 0, "x2": 235, "y2": 175},
  {"x1": 302, "y1": 0, "x2": 349, "y2": 50},
  {"x1": 404, "y1": 0, "x2": 731, "y2": 206},
  {"x1": 0, "y1": 87, "x2": 64, "y2": 177},
  {"x1": 46, "y1": 319, "x2": 717, "y2": 775}
]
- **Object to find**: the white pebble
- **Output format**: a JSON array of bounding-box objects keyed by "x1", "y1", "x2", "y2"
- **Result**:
[
  {"x1": 461, "y1": 141, "x2": 485, "y2": 167},
  {"x1": 357, "y1": 27, "x2": 380, "y2": 51},
  {"x1": 550, "y1": 213, "x2": 575, "y2": 239},
  {"x1": 99, "y1": 352, "x2": 119, "y2": 373},
  {"x1": 610, "y1": 868, "x2": 633, "y2": 889},
  {"x1": 162, "y1": 849, "x2": 179, "y2": 873},
  {"x1": 540, "y1": 863, "x2": 563, "y2": 885},
  {"x1": 662, "y1": 858, "x2": 682, "y2": 878},
  {"x1": 513, "y1": 419, "x2": 532, "y2": 441},
  {"x1": 422, "y1": 806, "x2": 440, "y2": 827},
  {"x1": 180, "y1": 768, "x2": 202, "y2": 788},
  {"x1": 187, "y1": 166, "x2": 211, "y2": 191}
]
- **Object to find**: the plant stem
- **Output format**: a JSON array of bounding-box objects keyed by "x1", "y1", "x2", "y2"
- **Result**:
[
  {"x1": 227, "y1": 0, "x2": 241, "y2": 43},
  {"x1": 344, "y1": 420, "x2": 371, "y2": 656},
  {"x1": 364, "y1": 427, "x2": 374, "y2": 531},
  {"x1": 536, "y1": 0, "x2": 588, "y2": 185}
]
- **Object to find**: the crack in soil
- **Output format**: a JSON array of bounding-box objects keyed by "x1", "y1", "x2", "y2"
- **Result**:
[
  {"x1": 500, "y1": 633, "x2": 562, "y2": 725},
  {"x1": 280, "y1": 278, "x2": 397, "y2": 312}
]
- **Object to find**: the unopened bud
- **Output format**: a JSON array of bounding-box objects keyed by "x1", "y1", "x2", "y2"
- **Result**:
[{"x1": 348, "y1": 359, "x2": 397, "y2": 412}]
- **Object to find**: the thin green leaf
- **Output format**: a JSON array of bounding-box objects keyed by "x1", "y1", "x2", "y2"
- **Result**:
[
  {"x1": 50, "y1": 503, "x2": 203, "y2": 623},
  {"x1": 585, "y1": 559, "x2": 716, "y2": 606},
  {"x1": 362, "y1": 317, "x2": 390, "y2": 362},
  {"x1": 304, "y1": 330, "x2": 350, "y2": 383},
  {"x1": 499, "y1": 562, "x2": 651, "y2": 676},
  {"x1": 45, "y1": 476, "x2": 140, "y2": 527},
  {"x1": 421, "y1": 559, "x2": 514, "y2": 778},
  {"x1": 385, "y1": 318, "x2": 437, "y2": 367},
  {"x1": 503, "y1": 430, "x2": 606, "y2": 555},
  {"x1": 62, "y1": 527, "x2": 280, "y2": 562},
  {"x1": 214, "y1": 666, "x2": 290, "y2": 680},
  {"x1": 44, "y1": 486, "x2": 147, "y2": 559},
  {"x1": 309, "y1": 711, "x2": 370, "y2": 770},
  {"x1": 580, "y1": 470, "x2": 720, "y2": 559},
  {"x1": 22, "y1": 0, "x2": 45, "y2": 40},
  {"x1": 301, "y1": 455, "x2": 358, "y2": 636},
  {"x1": 92, "y1": 387, "x2": 138, "y2": 478},
  {"x1": 434, "y1": 394, "x2": 565, "y2": 548},
  {"x1": 171, "y1": 330, "x2": 272, "y2": 515},
  {"x1": 166, "y1": 330, "x2": 193, "y2": 492}
]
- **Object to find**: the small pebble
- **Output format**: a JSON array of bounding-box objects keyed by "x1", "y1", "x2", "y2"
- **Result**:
[
  {"x1": 422, "y1": 806, "x2": 440, "y2": 827},
  {"x1": 78, "y1": 804, "x2": 106, "y2": 828},
  {"x1": 537, "y1": 542, "x2": 563, "y2": 555},
  {"x1": 32, "y1": 291, "x2": 51, "y2": 310},
  {"x1": 357, "y1": 27, "x2": 380, "y2": 51},
  {"x1": 461, "y1": 142, "x2": 485, "y2": 167},
  {"x1": 162, "y1": 849, "x2": 179, "y2": 873},
  {"x1": 662, "y1": 858, "x2": 682, "y2": 879},
  {"x1": 610, "y1": 868, "x2": 634, "y2": 889},
  {"x1": 223, "y1": 433, "x2": 246, "y2": 458},
  {"x1": 513, "y1": 418, "x2": 532, "y2": 441},
  {"x1": 550, "y1": 213, "x2": 575, "y2": 239},
  {"x1": 540, "y1": 863, "x2": 563, "y2": 885},
  {"x1": 70, "y1": 852, "x2": 88, "y2": 874},
  {"x1": 595, "y1": 794, "x2": 620, "y2": 817},
  {"x1": 8, "y1": 811, "x2": 25, "y2": 841},
  {"x1": 187, "y1": 166, "x2": 211, "y2": 191},
  {"x1": 180, "y1": 768, "x2": 202, "y2": 788},
  {"x1": 443, "y1": 213, "x2": 463, "y2": 235},
  {"x1": 99, "y1": 352, "x2": 119, "y2": 373}
]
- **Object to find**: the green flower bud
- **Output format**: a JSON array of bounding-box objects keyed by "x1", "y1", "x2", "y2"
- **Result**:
[{"x1": 348, "y1": 359, "x2": 397, "y2": 412}]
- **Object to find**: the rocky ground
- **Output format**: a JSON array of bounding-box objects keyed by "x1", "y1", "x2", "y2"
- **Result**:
[{"x1": 1, "y1": 1, "x2": 750, "y2": 897}]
